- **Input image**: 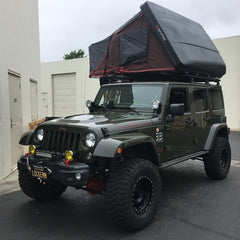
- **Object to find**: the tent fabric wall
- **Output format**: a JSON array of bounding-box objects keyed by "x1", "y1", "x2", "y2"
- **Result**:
[
  {"x1": 89, "y1": 13, "x2": 173, "y2": 77},
  {"x1": 89, "y1": 1, "x2": 226, "y2": 78}
]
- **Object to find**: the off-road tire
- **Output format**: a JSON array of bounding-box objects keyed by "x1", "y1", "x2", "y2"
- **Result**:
[
  {"x1": 204, "y1": 137, "x2": 231, "y2": 180},
  {"x1": 18, "y1": 168, "x2": 67, "y2": 201},
  {"x1": 105, "y1": 158, "x2": 161, "y2": 230}
]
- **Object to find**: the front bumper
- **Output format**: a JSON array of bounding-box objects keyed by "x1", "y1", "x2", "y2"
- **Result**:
[{"x1": 18, "y1": 154, "x2": 89, "y2": 188}]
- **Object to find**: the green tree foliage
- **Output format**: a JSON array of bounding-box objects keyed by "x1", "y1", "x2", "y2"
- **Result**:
[{"x1": 63, "y1": 49, "x2": 85, "y2": 60}]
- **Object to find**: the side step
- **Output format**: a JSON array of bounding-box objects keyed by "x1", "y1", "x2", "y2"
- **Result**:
[{"x1": 160, "y1": 151, "x2": 208, "y2": 168}]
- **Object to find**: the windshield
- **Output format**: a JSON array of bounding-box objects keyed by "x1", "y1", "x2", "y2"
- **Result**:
[{"x1": 94, "y1": 84, "x2": 164, "y2": 111}]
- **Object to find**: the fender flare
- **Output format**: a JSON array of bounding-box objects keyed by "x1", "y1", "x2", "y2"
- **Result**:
[
  {"x1": 19, "y1": 131, "x2": 34, "y2": 145},
  {"x1": 93, "y1": 133, "x2": 160, "y2": 165},
  {"x1": 204, "y1": 123, "x2": 229, "y2": 151}
]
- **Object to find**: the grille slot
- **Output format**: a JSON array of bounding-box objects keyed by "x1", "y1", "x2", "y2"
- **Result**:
[{"x1": 42, "y1": 129, "x2": 81, "y2": 153}]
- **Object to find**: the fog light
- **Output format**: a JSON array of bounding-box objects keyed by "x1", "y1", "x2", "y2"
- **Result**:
[
  {"x1": 29, "y1": 145, "x2": 36, "y2": 155},
  {"x1": 65, "y1": 150, "x2": 73, "y2": 161},
  {"x1": 75, "y1": 173, "x2": 81, "y2": 181}
]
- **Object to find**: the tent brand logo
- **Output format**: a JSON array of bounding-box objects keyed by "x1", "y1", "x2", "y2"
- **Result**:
[{"x1": 155, "y1": 25, "x2": 166, "y2": 41}]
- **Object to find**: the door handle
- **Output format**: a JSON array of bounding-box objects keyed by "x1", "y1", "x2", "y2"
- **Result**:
[
  {"x1": 10, "y1": 118, "x2": 16, "y2": 128},
  {"x1": 185, "y1": 118, "x2": 193, "y2": 124}
]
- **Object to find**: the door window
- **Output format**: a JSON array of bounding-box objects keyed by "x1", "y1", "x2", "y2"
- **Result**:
[
  {"x1": 169, "y1": 88, "x2": 190, "y2": 112},
  {"x1": 210, "y1": 89, "x2": 224, "y2": 110},
  {"x1": 193, "y1": 89, "x2": 208, "y2": 112}
]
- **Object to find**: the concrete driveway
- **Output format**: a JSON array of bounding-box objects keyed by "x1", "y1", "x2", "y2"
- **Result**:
[{"x1": 0, "y1": 132, "x2": 239, "y2": 240}]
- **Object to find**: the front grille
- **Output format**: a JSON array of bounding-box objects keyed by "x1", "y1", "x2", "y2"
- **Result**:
[{"x1": 42, "y1": 129, "x2": 81, "y2": 153}]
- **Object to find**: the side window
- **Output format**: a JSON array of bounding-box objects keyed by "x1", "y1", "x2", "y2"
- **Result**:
[
  {"x1": 169, "y1": 88, "x2": 189, "y2": 112},
  {"x1": 193, "y1": 89, "x2": 208, "y2": 112},
  {"x1": 210, "y1": 89, "x2": 224, "y2": 110}
]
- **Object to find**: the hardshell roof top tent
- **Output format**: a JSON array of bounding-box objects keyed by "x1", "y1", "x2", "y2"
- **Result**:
[{"x1": 89, "y1": 1, "x2": 226, "y2": 78}]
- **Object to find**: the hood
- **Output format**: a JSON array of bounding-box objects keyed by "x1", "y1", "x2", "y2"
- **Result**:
[{"x1": 41, "y1": 112, "x2": 154, "y2": 133}]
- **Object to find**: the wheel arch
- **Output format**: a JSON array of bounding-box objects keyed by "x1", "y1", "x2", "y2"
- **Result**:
[
  {"x1": 204, "y1": 123, "x2": 230, "y2": 151},
  {"x1": 93, "y1": 133, "x2": 160, "y2": 166},
  {"x1": 19, "y1": 131, "x2": 34, "y2": 145},
  {"x1": 122, "y1": 142, "x2": 160, "y2": 166}
]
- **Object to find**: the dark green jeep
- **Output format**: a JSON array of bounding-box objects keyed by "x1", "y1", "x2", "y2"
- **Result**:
[{"x1": 18, "y1": 75, "x2": 231, "y2": 230}]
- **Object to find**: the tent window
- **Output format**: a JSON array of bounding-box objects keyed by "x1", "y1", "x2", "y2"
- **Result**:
[{"x1": 119, "y1": 28, "x2": 148, "y2": 66}]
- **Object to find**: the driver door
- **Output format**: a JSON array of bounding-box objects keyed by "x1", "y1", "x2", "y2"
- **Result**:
[{"x1": 164, "y1": 86, "x2": 194, "y2": 161}]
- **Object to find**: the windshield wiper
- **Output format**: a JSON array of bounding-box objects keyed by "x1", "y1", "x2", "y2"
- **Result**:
[
  {"x1": 119, "y1": 107, "x2": 140, "y2": 115},
  {"x1": 100, "y1": 104, "x2": 111, "y2": 112}
]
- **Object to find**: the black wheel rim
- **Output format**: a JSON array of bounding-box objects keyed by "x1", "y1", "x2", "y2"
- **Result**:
[
  {"x1": 220, "y1": 149, "x2": 227, "y2": 169},
  {"x1": 132, "y1": 176, "x2": 153, "y2": 215}
]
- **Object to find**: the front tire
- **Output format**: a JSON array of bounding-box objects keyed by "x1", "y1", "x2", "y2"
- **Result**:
[
  {"x1": 105, "y1": 159, "x2": 161, "y2": 230},
  {"x1": 204, "y1": 137, "x2": 231, "y2": 180},
  {"x1": 18, "y1": 168, "x2": 67, "y2": 201}
]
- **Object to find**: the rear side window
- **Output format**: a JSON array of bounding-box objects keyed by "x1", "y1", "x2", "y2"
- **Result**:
[
  {"x1": 210, "y1": 89, "x2": 224, "y2": 110},
  {"x1": 193, "y1": 89, "x2": 208, "y2": 112}
]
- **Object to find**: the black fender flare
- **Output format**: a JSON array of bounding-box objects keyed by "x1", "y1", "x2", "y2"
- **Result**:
[
  {"x1": 19, "y1": 131, "x2": 34, "y2": 145},
  {"x1": 93, "y1": 133, "x2": 160, "y2": 165},
  {"x1": 204, "y1": 123, "x2": 230, "y2": 151}
]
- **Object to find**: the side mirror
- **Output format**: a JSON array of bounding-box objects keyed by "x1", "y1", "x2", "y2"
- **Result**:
[{"x1": 170, "y1": 103, "x2": 184, "y2": 116}]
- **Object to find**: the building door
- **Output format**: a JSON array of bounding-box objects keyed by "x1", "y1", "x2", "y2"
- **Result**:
[
  {"x1": 30, "y1": 80, "x2": 38, "y2": 121},
  {"x1": 41, "y1": 92, "x2": 48, "y2": 118},
  {"x1": 8, "y1": 72, "x2": 23, "y2": 168},
  {"x1": 52, "y1": 73, "x2": 77, "y2": 117}
]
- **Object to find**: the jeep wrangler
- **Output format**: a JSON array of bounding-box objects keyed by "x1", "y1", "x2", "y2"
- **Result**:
[{"x1": 18, "y1": 74, "x2": 231, "y2": 230}]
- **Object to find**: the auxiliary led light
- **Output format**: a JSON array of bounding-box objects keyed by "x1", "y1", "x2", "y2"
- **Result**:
[
  {"x1": 65, "y1": 150, "x2": 73, "y2": 161},
  {"x1": 29, "y1": 145, "x2": 36, "y2": 155}
]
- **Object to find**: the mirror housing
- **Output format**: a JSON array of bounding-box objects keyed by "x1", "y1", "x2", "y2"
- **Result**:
[{"x1": 170, "y1": 103, "x2": 184, "y2": 116}]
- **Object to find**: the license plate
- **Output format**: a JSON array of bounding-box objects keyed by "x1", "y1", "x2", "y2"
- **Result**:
[{"x1": 32, "y1": 167, "x2": 47, "y2": 179}]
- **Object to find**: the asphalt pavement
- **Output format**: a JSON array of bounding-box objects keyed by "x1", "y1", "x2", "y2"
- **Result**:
[{"x1": 0, "y1": 132, "x2": 239, "y2": 240}]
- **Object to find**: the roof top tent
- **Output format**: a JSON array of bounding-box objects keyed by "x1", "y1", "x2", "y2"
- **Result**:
[{"x1": 89, "y1": 1, "x2": 226, "y2": 79}]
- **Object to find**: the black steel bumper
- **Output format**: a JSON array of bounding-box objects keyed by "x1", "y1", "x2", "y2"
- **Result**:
[{"x1": 18, "y1": 154, "x2": 89, "y2": 188}]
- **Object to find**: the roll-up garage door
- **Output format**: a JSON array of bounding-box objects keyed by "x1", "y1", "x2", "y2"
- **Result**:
[{"x1": 52, "y1": 73, "x2": 77, "y2": 117}]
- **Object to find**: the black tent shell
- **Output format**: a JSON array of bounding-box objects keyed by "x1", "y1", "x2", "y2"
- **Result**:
[{"x1": 89, "y1": 1, "x2": 226, "y2": 78}]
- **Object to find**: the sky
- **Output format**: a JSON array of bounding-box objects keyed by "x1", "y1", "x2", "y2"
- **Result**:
[{"x1": 38, "y1": 0, "x2": 240, "y2": 62}]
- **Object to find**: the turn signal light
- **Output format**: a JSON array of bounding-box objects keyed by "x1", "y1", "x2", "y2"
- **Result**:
[
  {"x1": 29, "y1": 145, "x2": 36, "y2": 155},
  {"x1": 117, "y1": 147, "x2": 122, "y2": 154}
]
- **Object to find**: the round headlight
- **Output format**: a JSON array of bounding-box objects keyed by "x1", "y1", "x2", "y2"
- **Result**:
[
  {"x1": 85, "y1": 132, "x2": 96, "y2": 148},
  {"x1": 36, "y1": 128, "x2": 44, "y2": 141}
]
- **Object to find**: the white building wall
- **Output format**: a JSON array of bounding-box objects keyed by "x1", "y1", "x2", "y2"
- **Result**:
[
  {"x1": 0, "y1": 0, "x2": 41, "y2": 179},
  {"x1": 213, "y1": 36, "x2": 240, "y2": 131},
  {"x1": 41, "y1": 58, "x2": 99, "y2": 118}
]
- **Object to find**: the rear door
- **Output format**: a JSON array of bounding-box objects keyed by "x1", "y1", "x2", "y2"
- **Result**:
[{"x1": 191, "y1": 87, "x2": 211, "y2": 151}]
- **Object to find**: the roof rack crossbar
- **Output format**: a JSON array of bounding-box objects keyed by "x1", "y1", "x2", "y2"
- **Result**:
[{"x1": 100, "y1": 72, "x2": 220, "y2": 85}]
